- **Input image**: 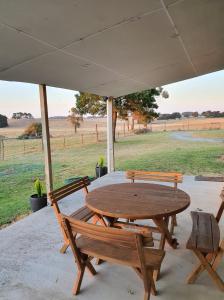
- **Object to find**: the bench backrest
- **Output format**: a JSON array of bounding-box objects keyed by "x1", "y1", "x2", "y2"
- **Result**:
[
  {"x1": 62, "y1": 214, "x2": 139, "y2": 248},
  {"x1": 216, "y1": 189, "x2": 224, "y2": 223},
  {"x1": 126, "y1": 170, "x2": 183, "y2": 189}
]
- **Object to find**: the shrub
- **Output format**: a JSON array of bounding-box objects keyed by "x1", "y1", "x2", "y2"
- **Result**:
[
  {"x1": 18, "y1": 122, "x2": 42, "y2": 139},
  {"x1": 134, "y1": 128, "x2": 151, "y2": 135}
]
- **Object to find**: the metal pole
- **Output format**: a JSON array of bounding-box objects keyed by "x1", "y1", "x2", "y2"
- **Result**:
[
  {"x1": 107, "y1": 97, "x2": 115, "y2": 173},
  {"x1": 39, "y1": 84, "x2": 53, "y2": 194}
]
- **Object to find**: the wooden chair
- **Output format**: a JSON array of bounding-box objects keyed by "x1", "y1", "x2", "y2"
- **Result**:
[
  {"x1": 62, "y1": 214, "x2": 165, "y2": 300},
  {"x1": 186, "y1": 190, "x2": 224, "y2": 291},
  {"x1": 126, "y1": 170, "x2": 183, "y2": 234},
  {"x1": 48, "y1": 177, "x2": 105, "y2": 254}
]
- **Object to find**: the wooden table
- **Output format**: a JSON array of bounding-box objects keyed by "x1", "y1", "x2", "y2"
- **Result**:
[{"x1": 86, "y1": 183, "x2": 190, "y2": 249}]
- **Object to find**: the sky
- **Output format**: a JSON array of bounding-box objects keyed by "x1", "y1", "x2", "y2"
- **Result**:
[{"x1": 0, "y1": 69, "x2": 224, "y2": 118}]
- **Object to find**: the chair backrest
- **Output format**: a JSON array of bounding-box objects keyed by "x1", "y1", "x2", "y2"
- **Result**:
[
  {"x1": 216, "y1": 189, "x2": 224, "y2": 223},
  {"x1": 126, "y1": 170, "x2": 183, "y2": 189},
  {"x1": 48, "y1": 176, "x2": 90, "y2": 216}
]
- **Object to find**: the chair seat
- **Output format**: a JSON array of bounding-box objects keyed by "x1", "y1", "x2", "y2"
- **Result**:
[
  {"x1": 186, "y1": 211, "x2": 220, "y2": 253},
  {"x1": 70, "y1": 206, "x2": 94, "y2": 222},
  {"x1": 76, "y1": 236, "x2": 165, "y2": 269}
]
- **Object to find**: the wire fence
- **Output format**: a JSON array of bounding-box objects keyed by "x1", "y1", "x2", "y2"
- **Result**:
[{"x1": 1, "y1": 119, "x2": 224, "y2": 161}]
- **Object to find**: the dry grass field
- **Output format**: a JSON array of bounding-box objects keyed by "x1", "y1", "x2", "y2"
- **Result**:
[
  {"x1": 0, "y1": 117, "x2": 126, "y2": 138},
  {"x1": 1, "y1": 116, "x2": 224, "y2": 138}
]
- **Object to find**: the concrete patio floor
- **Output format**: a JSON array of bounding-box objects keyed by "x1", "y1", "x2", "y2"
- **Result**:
[{"x1": 0, "y1": 172, "x2": 223, "y2": 300}]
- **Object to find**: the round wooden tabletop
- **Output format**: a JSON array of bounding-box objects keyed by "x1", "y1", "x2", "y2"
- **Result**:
[{"x1": 86, "y1": 183, "x2": 190, "y2": 220}]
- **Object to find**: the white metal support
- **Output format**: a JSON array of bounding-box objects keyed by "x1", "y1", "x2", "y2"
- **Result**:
[
  {"x1": 39, "y1": 84, "x2": 53, "y2": 194},
  {"x1": 107, "y1": 97, "x2": 115, "y2": 173}
]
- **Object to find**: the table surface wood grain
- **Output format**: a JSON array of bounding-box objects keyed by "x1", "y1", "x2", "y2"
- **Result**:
[{"x1": 86, "y1": 183, "x2": 190, "y2": 220}]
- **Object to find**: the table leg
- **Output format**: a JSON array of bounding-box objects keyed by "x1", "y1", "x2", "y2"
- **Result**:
[
  {"x1": 153, "y1": 217, "x2": 168, "y2": 281},
  {"x1": 153, "y1": 217, "x2": 179, "y2": 249}
]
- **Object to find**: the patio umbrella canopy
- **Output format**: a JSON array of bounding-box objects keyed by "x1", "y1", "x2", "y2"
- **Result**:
[{"x1": 0, "y1": 0, "x2": 223, "y2": 96}]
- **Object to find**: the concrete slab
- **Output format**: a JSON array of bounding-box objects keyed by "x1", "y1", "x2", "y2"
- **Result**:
[{"x1": 0, "y1": 172, "x2": 223, "y2": 300}]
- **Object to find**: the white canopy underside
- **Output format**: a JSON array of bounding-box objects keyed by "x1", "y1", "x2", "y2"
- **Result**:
[{"x1": 0, "y1": 0, "x2": 223, "y2": 97}]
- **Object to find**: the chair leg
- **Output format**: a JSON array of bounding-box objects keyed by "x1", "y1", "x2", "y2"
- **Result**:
[
  {"x1": 170, "y1": 215, "x2": 177, "y2": 236},
  {"x1": 212, "y1": 240, "x2": 224, "y2": 270},
  {"x1": 142, "y1": 268, "x2": 151, "y2": 300},
  {"x1": 95, "y1": 258, "x2": 103, "y2": 265},
  {"x1": 153, "y1": 217, "x2": 169, "y2": 281},
  {"x1": 194, "y1": 250, "x2": 224, "y2": 291},
  {"x1": 144, "y1": 291, "x2": 150, "y2": 300},
  {"x1": 186, "y1": 253, "x2": 214, "y2": 284},
  {"x1": 60, "y1": 243, "x2": 69, "y2": 254},
  {"x1": 72, "y1": 268, "x2": 85, "y2": 295},
  {"x1": 148, "y1": 269, "x2": 157, "y2": 296},
  {"x1": 86, "y1": 260, "x2": 97, "y2": 276}
]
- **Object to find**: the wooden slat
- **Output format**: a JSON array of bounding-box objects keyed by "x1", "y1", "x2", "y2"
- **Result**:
[
  {"x1": 197, "y1": 213, "x2": 213, "y2": 253},
  {"x1": 112, "y1": 221, "x2": 154, "y2": 247},
  {"x1": 70, "y1": 206, "x2": 94, "y2": 222},
  {"x1": 62, "y1": 214, "x2": 136, "y2": 248},
  {"x1": 76, "y1": 236, "x2": 164, "y2": 268},
  {"x1": 187, "y1": 211, "x2": 220, "y2": 253},
  {"x1": 49, "y1": 176, "x2": 90, "y2": 203},
  {"x1": 126, "y1": 170, "x2": 183, "y2": 184}
]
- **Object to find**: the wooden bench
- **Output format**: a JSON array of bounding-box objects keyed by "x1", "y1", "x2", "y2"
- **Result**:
[
  {"x1": 48, "y1": 177, "x2": 105, "y2": 254},
  {"x1": 126, "y1": 170, "x2": 183, "y2": 189},
  {"x1": 186, "y1": 190, "x2": 224, "y2": 291},
  {"x1": 126, "y1": 170, "x2": 183, "y2": 234},
  {"x1": 62, "y1": 214, "x2": 165, "y2": 300}
]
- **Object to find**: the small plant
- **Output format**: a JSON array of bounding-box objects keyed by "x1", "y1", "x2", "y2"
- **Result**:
[
  {"x1": 98, "y1": 156, "x2": 105, "y2": 167},
  {"x1": 34, "y1": 178, "x2": 43, "y2": 197}
]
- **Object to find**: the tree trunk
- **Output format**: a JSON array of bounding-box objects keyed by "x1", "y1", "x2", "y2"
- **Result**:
[
  {"x1": 127, "y1": 118, "x2": 130, "y2": 131},
  {"x1": 131, "y1": 117, "x2": 135, "y2": 131},
  {"x1": 112, "y1": 110, "x2": 117, "y2": 143}
]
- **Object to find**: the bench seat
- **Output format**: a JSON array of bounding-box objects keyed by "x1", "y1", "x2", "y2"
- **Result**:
[{"x1": 186, "y1": 211, "x2": 220, "y2": 253}]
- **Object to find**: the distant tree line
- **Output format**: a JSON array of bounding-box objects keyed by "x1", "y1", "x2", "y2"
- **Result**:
[
  {"x1": 12, "y1": 112, "x2": 33, "y2": 119},
  {"x1": 201, "y1": 111, "x2": 224, "y2": 118},
  {"x1": 0, "y1": 114, "x2": 8, "y2": 128},
  {"x1": 158, "y1": 111, "x2": 224, "y2": 120}
]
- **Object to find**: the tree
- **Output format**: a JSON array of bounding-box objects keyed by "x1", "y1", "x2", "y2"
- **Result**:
[
  {"x1": 68, "y1": 107, "x2": 83, "y2": 133},
  {"x1": 74, "y1": 88, "x2": 168, "y2": 142},
  {"x1": 182, "y1": 112, "x2": 193, "y2": 118},
  {"x1": 0, "y1": 114, "x2": 8, "y2": 128},
  {"x1": 12, "y1": 112, "x2": 33, "y2": 119},
  {"x1": 192, "y1": 112, "x2": 199, "y2": 118},
  {"x1": 170, "y1": 112, "x2": 181, "y2": 119}
]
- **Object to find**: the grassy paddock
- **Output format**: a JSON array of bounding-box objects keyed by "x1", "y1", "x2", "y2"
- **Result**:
[{"x1": 0, "y1": 131, "x2": 224, "y2": 227}]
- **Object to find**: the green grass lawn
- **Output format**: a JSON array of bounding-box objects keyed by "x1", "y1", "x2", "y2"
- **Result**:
[{"x1": 0, "y1": 130, "x2": 224, "y2": 226}]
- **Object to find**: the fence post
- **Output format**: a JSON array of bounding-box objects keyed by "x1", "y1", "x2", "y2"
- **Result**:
[
  {"x1": 2, "y1": 140, "x2": 4, "y2": 160},
  {"x1": 63, "y1": 137, "x2": 66, "y2": 149},
  {"x1": 123, "y1": 123, "x2": 125, "y2": 136},
  {"x1": 95, "y1": 124, "x2": 99, "y2": 142},
  {"x1": 81, "y1": 134, "x2": 84, "y2": 144},
  {"x1": 0, "y1": 140, "x2": 2, "y2": 160},
  {"x1": 23, "y1": 140, "x2": 26, "y2": 154}
]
